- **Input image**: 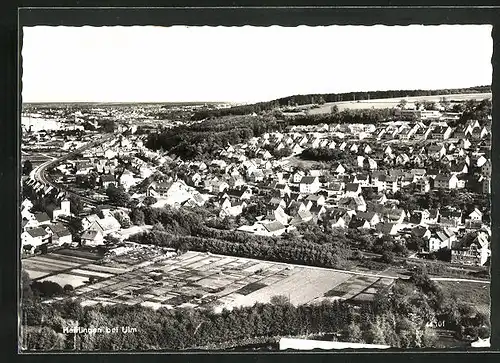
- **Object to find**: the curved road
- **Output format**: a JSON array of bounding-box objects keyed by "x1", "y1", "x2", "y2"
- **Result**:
[{"x1": 31, "y1": 134, "x2": 115, "y2": 206}]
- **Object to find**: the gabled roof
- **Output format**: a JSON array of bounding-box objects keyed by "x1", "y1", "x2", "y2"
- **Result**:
[
  {"x1": 26, "y1": 227, "x2": 48, "y2": 238},
  {"x1": 345, "y1": 183, "x2": 360, "y2": 192},
  {"x1": 35, "y1": 212, "x2": 51, "y2": 223},
  {"x1": 263, "y1": 221, "x2": 286, "y2": 232},
  {"x1": 300, "y1": 176, "x2": 318, "y2": 185},
  {"x1": 101, "y1": 174, "x2": 116, "y2": 182},
  {"x1": 82, "y1": 229, "x2": 101, "y2": 240}
]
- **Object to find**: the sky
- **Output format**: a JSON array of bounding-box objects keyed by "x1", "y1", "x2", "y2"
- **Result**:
[{"x1": 22, "y1": 25, "x2": 492, "y2": 104}]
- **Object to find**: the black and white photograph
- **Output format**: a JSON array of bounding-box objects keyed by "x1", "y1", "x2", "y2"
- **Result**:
[{"x1": 19, "y1": 23, "x2": 492, "y2": 351}]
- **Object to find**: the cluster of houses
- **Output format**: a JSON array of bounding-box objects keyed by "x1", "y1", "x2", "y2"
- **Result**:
[
  {"x1": 20, "y1": 196, "x2": 127, "y2": 254},
  {"x1": 21, "y1": 199, "x2": 74, "y2": 254},
  {"x1": 140, "y1": 118, "x2": 490, "y2": 266}
]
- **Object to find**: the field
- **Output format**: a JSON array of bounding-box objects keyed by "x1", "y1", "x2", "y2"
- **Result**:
[
  {"x1": 22, "y1": 247, "x2": 158, "y2": 289},
  {"x1": 305, "y1": 92, "x2": 492, "y2": 115},
  {"x1": 42, "y1": 250, "x2": 397, "y2": 311},
  {"x1": 437, "y1": 281, "x2": 490, "y2": 316}
]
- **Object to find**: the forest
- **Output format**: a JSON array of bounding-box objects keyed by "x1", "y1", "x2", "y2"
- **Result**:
[{"x1": 145, "y1": 116, "x2": 285, "y2": 160}]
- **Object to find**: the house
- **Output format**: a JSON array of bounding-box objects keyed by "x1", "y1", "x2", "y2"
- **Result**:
[
  {"x1": 427, "y1": 144, "x2": 446, "y2": 159},
  {"x1": 261, "y1": 221, "x2": 287, "y2": 236},
  {"x1": 34, "y1": 212, "x2": 51, "y2": 227},
  {"x1": 306, "y1": 194, "x2": 326, "y2": 206},
  {"x1": 428, "y1": 228, "x2": 456, "y2": 252},
  {"x1": 21, "y1": 227, "x2": 50, "y2": 253},
  {"x1": 468, "y1": 208, "x2": 483, "y2": 223},
  {"x1": 344, "y1": 183, "x2": 362, "y2": 197},
  {"x1": 267, "y1": 206, "x2": 290, "y2": 225},
  {"x1": 415, "y1": 177, "x2": 431, "y2": 193},
  {"x1": 329, "y1": 209, "x2": 353, "y2": 229},
  {"x1": 299, "y1": 176, "x2": 321, "y2": 194},
  {"x1": 331, "y1": 162, "x2": 346, "y2": 175},
  {"x1": 292, "y1": 170, "x2": 306, "y2": 184},
  {"x1": 395, "y1": 153, "x2": 410, "y2": 166},
  {"x1": 355, "y1": 211, "x2": 380, "y2": 226},
  {"x1": 147, "y1": 181, "x2": 173, "y2": 197},
  {"x1": 290, "y1": 210, "x2": 313, "y2": 226},
  {"x1": 430, "y1": 126, "x2": 453, "y2": 140},
  {"x1": 337, "y1": 196, "x2": 366, "y2": 212},
  {"x1": 46, "y1": 223, "x2": 73, "y2": 246},
  {"x1": 119, "y1": 170, "x2": 136, "y2": 191},
  {"x1": 375, "y1": 222, "x2": 401, "y2": 236},
  {"x1": 353, "y1": 174, "x2": 370, "y2": 187},
  {"x1": 101, "y1": 174, "x2": 117, "y2": 188},
  {"x1": 382, "y1": 208, "x2": 406, "y2": 224},
  {"x1": 450, "y1": 162, "x2": 468, "y2": 175},
  {"x1": 412, "y1": 225, "x2": 432, "y2": 240},
  {"x1": 433, "y1": 174, "x2": 458, "y2": 190},
  {"x1": 481, "y1": 160, "x2": 491, "y2": 176},
  {"x1": 226, "y1": 188, "x2": 253, "y2": 201},
  {"x1": 348, "y1": 216, "x2": 371, "y2": 230},
  {"x1": 220, "y1": 200, "x2": 247, "y2": 218},
  {"x1": 482, "y1": 177, "x2": 491, "y2": 194},
  {"x1": 52, "y1": 199, "x2": 71, "y2": 221},
  {"x1": 88, "y1": 216, "x2": 121, "y2": 236},
  {"x1": 451, "y1": 231, "x2": 489, "y2": 266},
  {"x1": 81, "y1": 230, "x2": 105, "y2": 247}
]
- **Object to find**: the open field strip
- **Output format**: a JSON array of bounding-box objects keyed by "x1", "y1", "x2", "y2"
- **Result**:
[
  {"x1": 69, "y1": 269, "x2": 115, "y2": 279},
  {"x1": 83, "y1": 264, "x2": 130, "y2": 274},
  {"x1": 39, "y1": 253, "x2": 96, "y2": 265}
]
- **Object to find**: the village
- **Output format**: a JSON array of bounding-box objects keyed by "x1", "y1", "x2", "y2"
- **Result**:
[
  {"x1": 19, "y1": 96, "x2": 492, "y2": 317},
  {"x1": 21, "y1": 99, "x2": 492, "y2": 267}
]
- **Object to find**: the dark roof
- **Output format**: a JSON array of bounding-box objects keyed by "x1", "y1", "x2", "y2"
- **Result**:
[
  {"x1": 101, "y1": 174, "x2": 116, "y2": 182},
  {"x1": 345, "y1": 183, "x2": 360, "y2": 192},
  {"x1": 27, "y1": 227, "x2": 48, "y2": 238},
  {"x1": 300, "y1": 176, "x2": 318, "y2": 185},
  {"x1": 35, "y1": 212, "x2": 50, "y2": 223},
  {"x1": 263, "y1": 221, "x2": 286, "y2": 232}
]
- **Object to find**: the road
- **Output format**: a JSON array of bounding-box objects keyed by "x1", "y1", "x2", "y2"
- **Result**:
[{"x1": 30, "y1": 134, "x2": 115, "y2": 206}]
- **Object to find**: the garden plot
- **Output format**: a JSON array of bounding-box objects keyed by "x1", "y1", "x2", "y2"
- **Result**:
[
  {"x1": 23, "y1": 253, "x2": 95, "y2": 280},
  {"x1": 61, "y1": 251, "x2": 397, "y2": 311}
]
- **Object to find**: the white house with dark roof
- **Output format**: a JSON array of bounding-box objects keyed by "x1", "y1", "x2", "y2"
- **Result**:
[{"x1": 299, "y1": 176, "x2": 321, "y2": 194}]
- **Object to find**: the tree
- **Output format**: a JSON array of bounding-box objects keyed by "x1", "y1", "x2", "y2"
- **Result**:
[
  {"x1": 439, "y1": 97, "x2": 451, "y2": 111},
  {"x1": 130, "y1": 208, "x2": 145, "y2": 226},
  {"x1": 21, "y1": 269, "x2": 34, "y2": 302},
  {"x1": 270, "y1": 295, "x2": 291, "y2": 306},
  {"x1": 143, "y1": 196, "x2": 158, "y2": 206},
  {"x1": 66, "y1": 217, "x2": 83, "y2": 240},
  {"x1": 381, "y1": 250, "x2": 395, "y2": 264},
  {"x1": 330, "y1": 105, "x2": 339, "y2": 114},
  {"x1": 23, "y1": 160, "x2": 33, "y2": 176},
  {"x1": 398, "y1": 99, "x2": 408, "y2": 109},
  {"x1": 114, "y1": 211, "x2": 131, "y2": 228},
  {"x1": 106, "y1": 185, "x2": 130, "y2": 207},
  {"x1": 68, "y1": 195, "x2": 84, "y2": 216},
  {"x1": 63, "y1": 284, "x2": 74, "y2": 294}
]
